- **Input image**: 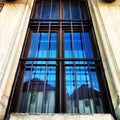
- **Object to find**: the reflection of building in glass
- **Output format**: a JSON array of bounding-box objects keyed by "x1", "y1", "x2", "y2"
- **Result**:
[
  {"x1": 67, "y1": 85, "x2": 103, "y2": 113},
  {"x1": 19, "y1": 78, "x2": 55, "y2": 113}
]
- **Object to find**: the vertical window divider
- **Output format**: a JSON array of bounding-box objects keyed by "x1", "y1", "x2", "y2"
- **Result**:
[
  {"x1": 41, "y1": 0, "x2": 53, "y2": 113},
  {"x1": 59, "y1": 0, "x2": 63, "y2": 113},
  {"x1": 69, "y1": 0, "x2": 79, "y2": 113},
  {"x1": 78, "y1": 0, "x2": 97, "y2": 113},
  {"x1": 23, "y1": 0, "x2": 44, "y2": 113}
]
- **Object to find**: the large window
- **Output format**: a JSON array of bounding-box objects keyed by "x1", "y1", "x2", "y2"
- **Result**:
[{"x1": 7, "y1": 0, "x2": 114, "y2": 115}]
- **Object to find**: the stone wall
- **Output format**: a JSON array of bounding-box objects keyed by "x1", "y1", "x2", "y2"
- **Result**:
[
  {"x1": 88, "y1": 0, "x2": 120, "y2": 119},
  {"x1": 0, "y1": 0, "x2": 34, "y2": 119},
  {"x1": 9, "y1": 114, "x2": 115, "y2": 120}
]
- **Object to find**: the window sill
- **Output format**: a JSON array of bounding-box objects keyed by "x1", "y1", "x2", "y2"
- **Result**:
[{"x1": 9, "y1": 113, "x2": 115, "y2": 120}]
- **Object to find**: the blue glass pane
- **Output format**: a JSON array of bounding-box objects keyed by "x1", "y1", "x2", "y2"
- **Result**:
[
  {"x1": 64, "y1": 32, "x2": 72, "y2": 58},
  {"x1": 29, "y1": 32, "x2": 57, "y2": 59},
  {"x1": 71, "y1": 3, "x2": 80, "y2": 19},
  {"x1": 29, "y1": 33, "x2": 40, "y2": 58},
  {"x1": 36, "y1": 4, "x2": 41, "y2": 19},
  {"x1": 65, "y1": 66, "x2": 102, "y2": 113},
  {"x1": 42, "y1": 4, "x2": 51, "y2": 19},
  {"x1": 36, "y1": 2, "x2": 58, "y2": 20},
  {"x1": 49, "y1": 33, "x2": 57, "y2": 58},
  {"x1": 19, "y1": 66, "x2": 56, "y2": 113},
  {"x1": 64, "y1": 2, "x2": 70, "y2": 19},
  {"x1": 82, "y1": 32, "x2": 93, "y2": 58},
  {"x1": 52, "y1": 3, "x2": 58, "y2": 19},
  {"x1": 64, "y1": 32, "x2": 93, "y2": 60}
]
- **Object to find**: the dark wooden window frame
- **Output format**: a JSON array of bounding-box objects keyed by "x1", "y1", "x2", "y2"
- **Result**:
[{"x1": 5, "y1": 0, "x2": 116, "y2": 118}]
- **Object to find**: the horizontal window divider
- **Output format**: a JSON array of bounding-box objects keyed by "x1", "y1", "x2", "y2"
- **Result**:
[
  {"x1": 26, "y1": 64, "x2": 57, "y2": 66},
  {"x1": 25, "y1": 63, "x2": 97, "y2": 67},
  {"x1": 30, "y1": 19, "x2": 92, "y2": 22},
  {"x1": 20, "y1": 58, "x2": 101, "y2": 62},
  {"x1": 30, "y1": 25, "x2": 92, "y2": 31}
]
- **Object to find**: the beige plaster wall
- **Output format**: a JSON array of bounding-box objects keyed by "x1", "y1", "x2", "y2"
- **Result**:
[
  {"x1": 0, "y1": 0, "x2": 34, "y2": 119},
  {"x1": 88, "y1": 0, "x2": 120, "y2": 119}
]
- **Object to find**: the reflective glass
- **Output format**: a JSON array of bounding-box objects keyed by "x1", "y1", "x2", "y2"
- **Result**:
[
  {"x1": 65, "y1": 66, "x2": 103, "y2": 113},
  {"x1": 18, "y1": 66, "x2": 56, "y2": 113},
  {"x1": 36, "y1": 2, "x2": 58, "y2": 19},
  {"x1": 64, "y1": 32, "x2": 93, "y2": 59},
  {"x1": 29, "y1": 32, "x2": 57, "y2": 59}
]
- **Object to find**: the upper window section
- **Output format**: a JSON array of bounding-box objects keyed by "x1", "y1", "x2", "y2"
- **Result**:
[
  {"x1": 35, "y1": 0, "x2": 58, "y2": 19},
  {"x1": 64, "y1": 0, "x2": 89, "y2": 20},
  {"x1": 33, "y1": 0, "x2": 89, "y2": 20}
]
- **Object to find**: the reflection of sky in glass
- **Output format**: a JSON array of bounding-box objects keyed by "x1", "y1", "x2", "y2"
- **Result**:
[
  {"x1": 64, "y1": 32, "x2": 93, "y2": 59},
  {"x1": 29, "y1": 32, "x2": 57, "y2": 59},
  {"x1": 25, "y1": 31, "x2": 100, "y2": 95},
  {"x1": 24, "y1": 66, "x2": 56, "y2": 88},
  {"x1": 65, "y1": 66, "x2": 100, "y2": 95}
]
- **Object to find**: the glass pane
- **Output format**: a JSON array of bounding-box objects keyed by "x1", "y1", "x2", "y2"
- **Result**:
[
  {"x1": 18, "y1": 65, "x2": 56, "y2": 113},
  {"x1": 64, "y1": 32, "x2": 93, "y2": 60},
  {"x1": 64, "y1": 1, "x2": 70, "y2": 19},
  {"x1": 36, "y1": 2, "x2": 58, "y2": 20},
  {"x1": 28, "y1": 32, "x2": 57, "y2": 59},
  {"x1": 42, "y1": 4, "x2": 51, "y2": 19},
  {"x1": 36, "y1": 3, "x2": 42, "y2": 19},
  {"x1": 64, "y1": 32, "x2": 93, "y2": 58},
  {"x1": 64, "y1": 1, "x2": 87, "y2": 20},
  {"x1": 65, "y1": 65, "x2": 103, "y2": 113},
  {"x1": 82, "y1": 32, "x2": 93, "y2": 58},
  {"x1": 71, "y1": 2, "x2": 80, "y2": 19},
  {"x1": 52, "y1": 3, "x2": 58, "y2": 19}
]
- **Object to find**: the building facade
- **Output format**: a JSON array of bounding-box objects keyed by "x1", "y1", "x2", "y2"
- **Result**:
[{"x1": 0, "y1": 0, "x2": 120, "y2": 120}]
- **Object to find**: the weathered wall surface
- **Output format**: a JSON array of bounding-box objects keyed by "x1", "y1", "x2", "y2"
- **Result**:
[
  {"x1": 0, "y1": 0, "x2": 34, "y2": 119},
  {"x1": 9, "y1": 114, "x2": 115, "y2": 120},
  {"x1": 88, "y1": 0, "x2": 120, "y2": 119}
]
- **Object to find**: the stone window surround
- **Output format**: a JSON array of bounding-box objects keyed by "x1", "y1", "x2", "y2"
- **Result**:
[{"x1": 87, "y1": 0, "x2": 120, "y2": 119}]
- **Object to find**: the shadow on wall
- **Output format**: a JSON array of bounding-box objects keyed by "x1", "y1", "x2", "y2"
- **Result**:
[{"x1": 103, "y1": 0, "x2": 116, "y2": 3}]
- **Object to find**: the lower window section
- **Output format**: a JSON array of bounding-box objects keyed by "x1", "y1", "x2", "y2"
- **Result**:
[
  {"x1": 65, "y1": 65, "x2": 103, "y2": 113},
  {"x1": 18, "y1": 65, "x2": 56, "y2": 113},
  {"x1": 16, "y1": 60, "x2": 104, "y2": 114}
]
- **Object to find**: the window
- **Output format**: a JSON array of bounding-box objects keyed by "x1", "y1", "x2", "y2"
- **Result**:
[{"x1": 7, "y1": 0, "x2": 114, "y2": 115}]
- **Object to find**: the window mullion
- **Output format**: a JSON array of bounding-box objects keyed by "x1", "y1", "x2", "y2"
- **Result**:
[
  {"x1": 69, "y1": 0, "x2": 80, "y2": 113},
  {"x1": 58, "y1": 0, "x2": 64, "y2": 113},
  {"x1": 78, "y1": 0, "x2": 97, "y2": 113},
  {"x1": 41, "y1": 0, "x2": 53, "y2": 113}
]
